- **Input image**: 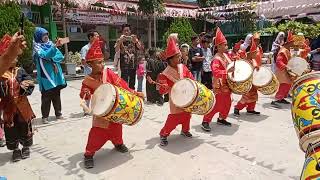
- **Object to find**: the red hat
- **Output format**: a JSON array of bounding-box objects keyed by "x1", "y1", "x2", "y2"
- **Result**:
[
  {"x1": 234, "y1": 40, "x2": 244, "y2": 50},
  {"x1": 250, "y1": 37, "x2": 257, "y2": 53},
  {"x1": 215, "y1": 27, "x2": 227, "y2": 46},
  {"x1": 0, "y1": 34, "x2": 12, "y2": 56},
  {"x1": 165, "y1": 38, "x2": 180, "y2": 59},
  {"x1": 287, "y1": 30, "x2": 294, "y2": 43},
  {"x1": 85, "y1": 40, "x2": 104, "y2": 62}
]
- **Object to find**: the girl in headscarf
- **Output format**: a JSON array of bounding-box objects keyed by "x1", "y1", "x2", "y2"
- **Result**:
[
  {"x1": 239, "y1": 33, "x2": 253, "y2": 59},
  {"x1": 33, "y1": 27, "x2": 66, "y2": 124},
  {"x1": 271, "y1": 32, "x2": 285, "y2": 72}
]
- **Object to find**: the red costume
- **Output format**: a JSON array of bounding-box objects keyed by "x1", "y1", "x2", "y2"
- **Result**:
[
  {"x1": 274, "y1": 31, "x2": 294, "y2": 101},
  {"x1": 158, "y1": 38, "x2": 194, "y2": 137},
  {"x1": 228, "y1": 40, "x2": 243, "y2": 61},
  {"x1": 235, "y1": 37, "x2": 259, "y2": 112},
  {"x1": 80, "y1": 40, "x2": 134, "y2": 157},
  {"x1": 203, "y1": 28, "x2": 232, "y2": 122}
]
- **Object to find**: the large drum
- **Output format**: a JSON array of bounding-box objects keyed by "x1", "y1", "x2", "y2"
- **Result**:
[
  {"x1": 227, "y1": 60, "x2": 253, "y2": 95},
  {"x1": 252, "y1": 66, "x2": 279, "y2": 95},
  {"x1": 91, "y1": 83, "x2": 144, "y2": 126},
  {"x1": 291, "y1": 72, "x2": 320, "y2": 152},
  {"x1": 287, "y1": 57, "x2": 311, "y2": 78},
  {"x1": 300, "y1": 141, "x2": 320, "y2": 180},
  {"x1": 171, "y1": 78, "x2": 215, "y2": 115}
]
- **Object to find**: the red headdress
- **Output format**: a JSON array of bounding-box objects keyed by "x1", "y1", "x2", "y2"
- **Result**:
[
  {"x1": 286, "y1": 30, "x2": 294, "y2": 43},
  {"x1": 85, "y1": 40, "x2": 104, "y2": 62},
  {"x1": 165, "y1": 38, "x2": 180, "y2": 59},
  {"x1": 215, "y1": 27, "x2": 227, "y2": 46}
]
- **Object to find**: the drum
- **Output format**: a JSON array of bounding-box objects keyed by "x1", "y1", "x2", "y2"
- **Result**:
[
  {"x1": 287, "y1": 57, "x2": 311, "y2": 78},
  {"x1": 227, "y1": 60, "x2": 253, "y2": 95},
  {"x1": 291, "y1": 72, "x2": 320, "y2": 152},
  {"x1": 252, "y1": 67, "x2": 279, "y2": 95},
  {"x1": 301, "y1": 141, "x2": 320, "y2": 180},
  {"x1": 91, "y1": 83, "x2": 144, "y2": 126},
  {"x1": 171, "y1": 78, "x2": 215, "y2": 115}
]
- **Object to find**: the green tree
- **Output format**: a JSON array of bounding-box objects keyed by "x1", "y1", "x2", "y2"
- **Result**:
[
  {"x1": 197, "y1": 0, "x2": 230, "y2": 8},
  {"x1": 0, "y1": 2, "x2": 35, "y2": 73},
  {"x1": 138, "y1": 0, "x2": 165, "y2": 48},
  {"x1": 163, "y1": 18, "x2": 196, "y2": 47}
]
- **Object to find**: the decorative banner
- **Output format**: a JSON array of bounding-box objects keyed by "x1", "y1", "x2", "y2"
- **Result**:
[{"x1": 65, "y1": 9, "x2": 127, "y2": 25}]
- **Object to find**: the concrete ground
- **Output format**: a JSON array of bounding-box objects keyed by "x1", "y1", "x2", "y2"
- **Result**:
[{"x1": 0, "y1": 79, "x2": 303, "y2": 180}]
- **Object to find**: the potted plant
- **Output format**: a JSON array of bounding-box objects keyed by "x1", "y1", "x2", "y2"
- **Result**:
[{"x1": 66, "y1": 51, "x2": 81, "y2": 75}]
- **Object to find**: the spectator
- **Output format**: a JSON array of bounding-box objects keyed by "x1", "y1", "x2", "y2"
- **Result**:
[
  {"x1": 310, "y1": 47, "x2": 320, "y2": 71},
  {"x1": 180, "y1": 43, "x2": 191, "y2": 69},
  {"x1": 115, "y1": 24, "x2": 143, "y2": 89},
  {"x1": 146, "y1": 48, "x2": 167, "y2": 105},
  {"x1": 136, "y1": 56, "x2": 145, "y2": 92},
  {"x1": 271, "y1": 32, "x2": 285, "y2": 72},
  {"x1": 33, "y1": 27, "x2": 66, "y2": 124},
  {"x1": 80, "y1": 30, "x2": 100, "y2": 76},
  {"x1": 201, "y1": 38, "x2": 213, "y2": 89},
  {"x1": 198, "y1": 32, "x2": 206, "y2": 48},
  {"x1": 189, "y1": 35, "x2": 205, "y2": 81}
]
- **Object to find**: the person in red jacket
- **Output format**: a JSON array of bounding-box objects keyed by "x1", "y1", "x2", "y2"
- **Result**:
[
  {"x1": 228, "y1": 40, "x2": 244, "y2": 61},
  {"x1": 234, "y1": 37, "x2": 261, "y2": 116},
  {"x1": 253, "y1": 32, "x2": 263, "y2": 67},
  {"x1": 80, "y1": 40, "x2": 143, "y2": 169},
  {"x1": 271, "y1": 31, "x2": 298, "y2": 108},
  {"x1": 157, "y1": 38, "x2": 194, "y2": 146},
  {"x1": 201, "y1": 27, "x2": 233, "y2": 132}
]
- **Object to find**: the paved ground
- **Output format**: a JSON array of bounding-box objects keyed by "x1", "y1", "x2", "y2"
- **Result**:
[{"x1": 0, "y1": 79, "x2": 304, "y2": 180}]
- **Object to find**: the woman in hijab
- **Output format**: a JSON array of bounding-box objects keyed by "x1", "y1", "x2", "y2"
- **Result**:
[
  {"x1": 271, "y1": 32, "x2": 285, "y2": 72},
  {"x1": 239, "y1": 34, "x2": 253, "y2": 59},
  {"x1": 33, "y1": 27, "x2": 66, "y2": 124}
]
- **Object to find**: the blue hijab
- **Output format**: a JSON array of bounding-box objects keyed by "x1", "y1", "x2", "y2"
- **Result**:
[{"x1": 32, "y1": 27, "x2": 55, "y2": 59}]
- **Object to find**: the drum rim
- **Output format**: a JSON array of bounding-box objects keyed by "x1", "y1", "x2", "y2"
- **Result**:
[
  {"x1": 91, "y1": 83, "x2": 117, "y2": 117},
  {"x1": 227, "y1": 60, "x2": 254, "y2": 83},
  {"x1": 291, "y1": 71, "x2": 320, "y2": 93},
  {"x1": 300, "y1": 130, "x2": 320, "y2": 153},
  {"x1": 170, "y1": 78, "x2": 198, "y2": 108},
  {"x1": 252, "y1": 66, "x2": 273, "y2": 87}
]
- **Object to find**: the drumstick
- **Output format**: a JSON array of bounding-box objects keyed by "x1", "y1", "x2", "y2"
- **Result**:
[{"x1": 232, "y1": 60, "x2": 236, "y2": 78}]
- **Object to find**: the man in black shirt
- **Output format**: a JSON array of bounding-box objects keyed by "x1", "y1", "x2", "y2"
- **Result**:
[
  {"x1": 115, "y1": 24, "x2": 142, "y2": 89},
  {"x1": 189, "y1": 35, "x2": 205, "y2": 81}
]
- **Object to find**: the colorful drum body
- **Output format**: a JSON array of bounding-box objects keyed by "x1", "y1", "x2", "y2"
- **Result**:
[
  {"x1": 252, "y1": 67, "x2": 279, "y2": 95},
  {"x1": 301, "y1": 142, "x2": 320, "y2": 180},
  {"x1": 291, "y1": 72, "x2": 320, "y2": 152},
  {"x1": 227, "y1": 60, "x2": 253, "y2": 95},
  {"x1": 171, "y1": 78, "x2": 215, "y2": 115},
  {"x1": 91, "y1": 83, "x2": 144, "y2": 126}
]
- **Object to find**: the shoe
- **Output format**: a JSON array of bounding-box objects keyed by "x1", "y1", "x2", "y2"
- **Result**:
[
  {"x1": 271, "y1": 101, "x2": 282, "y2": 108},
  {"x1": 181, "y1": 131, "x2": 192, "y2": 138},
  {"x1": 42, "y1": 118, "x2": 49, "y2": 124},
  {"x1": 0, "y1": 139, "x2": 5, "y2": 147},
  {"x1": 233, "y1": 108, "x2": 240, "y2": 117},
  {"x1": 156, "y1": 101, "x2": 163, "y2": 106},
  {"x1": 160, "y1": 136, "x2": 168, "y2": 146},
  {"x1": 278, "y1": 99, "x2": 291, "y2": 104},
  {"x1": 201, "y1": 122, "x2": 211, "y2": 132},
  {"x1": 12, "y1": 149, "x2": 22, "y2": 162},
  {"x1": 217, "y1": 118, "x2": 232, "y2": 126},
  {"x1": 83, "y1": 113, "x2": 90, "y2": 117},
  {"x1": 115, "y1": 144, "x2": 128, "y2": 153},
  {"x1": 21, "y1": 147, "x2": 30, "y2": 159},
  {"x1": 84, "y1": 155, "x2": 94, "y2": 169},
  {"x1": 246, "y1": 110, "x2": 261, "y2": 115},
  {"x1": 56, "y1": 116, "x2": 65, "y2": 120}
]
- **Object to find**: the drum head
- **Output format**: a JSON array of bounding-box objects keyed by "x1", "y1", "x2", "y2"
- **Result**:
[
  {"x1": 252, "y1": 67, "x2": 273, "y2": 87},
  {"x1": 227, "y1": 60, "x2": 253, "y2": 82},
  {"x1": 287, "y1": 57, "x2": 309, "y2": 76},
  {"x1": 91, "y1": 83, "x2": 117, "y2": 117},
  {"x1": 171, "y1": 79, "x2": 197, "y2": 108}
]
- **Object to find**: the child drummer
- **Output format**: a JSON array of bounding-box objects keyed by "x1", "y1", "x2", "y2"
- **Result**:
[
  {"x1": 234, "y1": 37, "x2": 261, "y2": 116},
  {"x1": 0, "y1": 57, "x2": 35, "y2": 162},
  {"x1": 79, "y1": 40, "x2": 143, "y2": 169},
  {"x1": 157, "y1": 38, "x2": 194, "y2": 146},
  {"x1": 201, "y1": 28, "x2": 233, "y2": 132}
]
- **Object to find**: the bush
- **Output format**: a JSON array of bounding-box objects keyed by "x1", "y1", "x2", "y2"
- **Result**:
[
  {"x1": 0, "y1": 2, "x2": 35, "y2": 73},
  {"x1": 163, "y1": 18, "x2": 196, "y2": 47}
]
